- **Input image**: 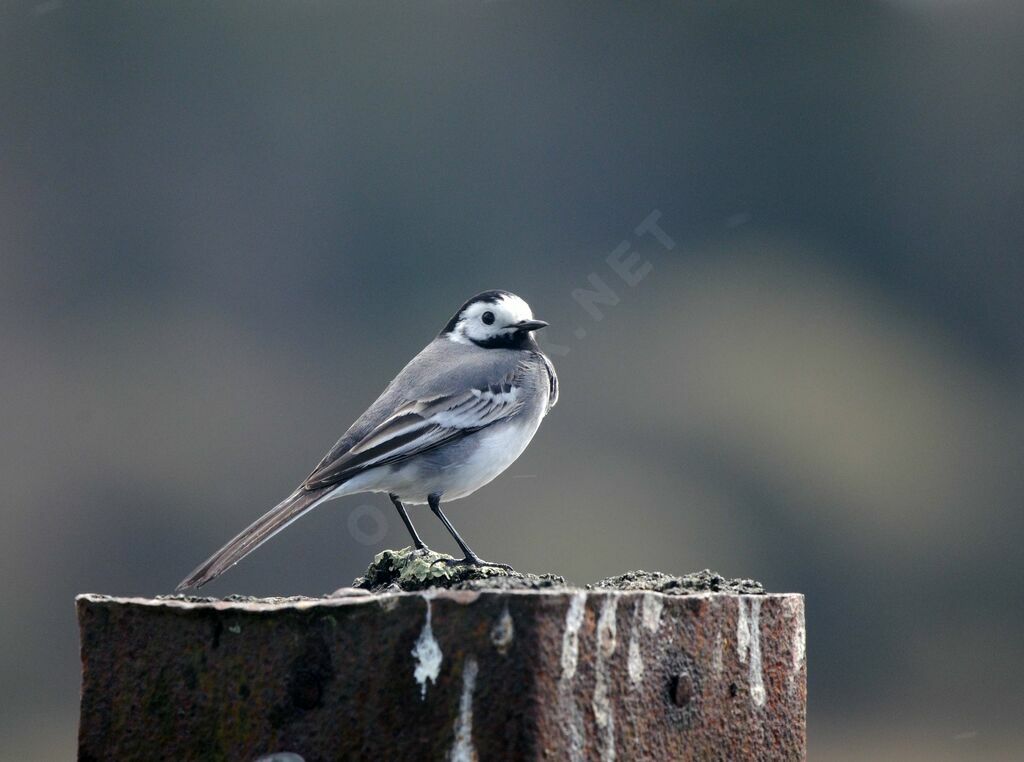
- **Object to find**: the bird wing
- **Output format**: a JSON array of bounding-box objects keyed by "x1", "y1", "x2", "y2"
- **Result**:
[
  {"x1": 302, "y1": 370, "x2": 524, "y2": 490},
  {"x1": 537, "y1": 350, "x2": 559, "y2": 412}
]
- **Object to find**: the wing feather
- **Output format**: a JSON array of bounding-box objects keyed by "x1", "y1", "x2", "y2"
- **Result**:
[
  {"x1": 538, "y1": 351, "x2": 559, "y2": 411},
  {"x1": 302, "y1": 375, "x2": 522, "y2": 490}
]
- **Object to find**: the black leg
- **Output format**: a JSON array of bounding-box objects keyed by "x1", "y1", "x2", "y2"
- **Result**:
[
  {"x1": 427, "y1": 493, "x2": 512, "y2": 570},
  {"x1": 427, "y1": 493, "x2": 480, "y2": 562},
  {"x1": 389, "y1": 493, "x2": 427, "y2": 551}
]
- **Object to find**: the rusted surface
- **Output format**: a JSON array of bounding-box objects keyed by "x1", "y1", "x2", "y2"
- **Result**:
[{"x1": 77, "y1": 589, "x2": 805, "y2": 760}]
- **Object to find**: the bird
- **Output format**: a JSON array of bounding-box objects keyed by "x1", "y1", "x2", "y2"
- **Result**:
[{"x1": 177, "y1": 290, "x2": 558, "y2": 590}]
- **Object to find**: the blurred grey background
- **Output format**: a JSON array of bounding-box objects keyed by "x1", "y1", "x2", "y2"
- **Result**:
[{"x1": 2, "y1": 1, "x2": 1022, "y2": 759}]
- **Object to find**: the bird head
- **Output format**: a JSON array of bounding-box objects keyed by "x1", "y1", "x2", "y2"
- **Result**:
[{"x1": 441, "y1": 290, "x2": 548, "y2": 349}]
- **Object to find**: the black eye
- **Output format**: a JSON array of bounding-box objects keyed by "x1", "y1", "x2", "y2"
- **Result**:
[{"x1": 481, "y1": 311, "x2": 495, "y2": 325}]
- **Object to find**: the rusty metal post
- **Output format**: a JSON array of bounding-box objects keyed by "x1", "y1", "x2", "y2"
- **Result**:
[{"x1": 77, "y1": 588, "x2": 805, "y2": 760}]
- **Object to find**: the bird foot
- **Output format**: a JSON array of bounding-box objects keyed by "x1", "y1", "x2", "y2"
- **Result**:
[{"x1": 431, "y1": 555, "x2": 514, "y2": 572}]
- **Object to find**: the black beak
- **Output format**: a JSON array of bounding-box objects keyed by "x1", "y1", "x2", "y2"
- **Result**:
[{"x1": 513, "y1": 319, "x2": 548, "y2": 332}]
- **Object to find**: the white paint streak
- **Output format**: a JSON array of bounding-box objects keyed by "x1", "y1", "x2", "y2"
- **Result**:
[
  {"x1": 627, "y1": 635, "x2": 644, "y2": 686},
  {"x1": 748, "y1": 599, "x2": 766, "y2": 708},
  {"x1": 596, "y1": 595, "x2": 618, "y2": 658},
  {"x1": 592, "y1": 595, "x2": 619, "y2": 762},
  {"x1": 641, "y1": 593, "x2": 664, "y2": 632},
  {"x1": 412, "y1": 596, "x2": 442, "y2": 699},
  {"x1": 627, "y1": 593, "x2": 666, "y2": 688},
  {"x1": 558, "y1": 592, "x2": 588, "y2": 762},
  {"x1": 737, "y1": 597, "x2": 750, "y2": 663},
  {"x1": 560, "y1": 687, "x2": 585, "y2": 762},
  {"x1": 560, "y1": 592, "x2": 587, "y2": 679},
  {"x1": 712, "y1": 629, "x2": 724, "y2": 678},
  {"x1": 490, "y1": 605, "x2": 515, "y2": 655},
  {"x1": 377, "y1": 594, "x2": 400, "y2": 612},
  {"x1": 793, "y1": 622, "x2": 806, "y2": 681},
  {"x1": 736, "y1": 597, "x2": 765, "y2": 708},
  {"x1": 785, "y1": 597, "x2": 806, "y2": 695},
  {"x1": 627, "y1": 599, "x2": 644, "y2": 686},
  {"x1": 448, "y1": 656, "x2": 479, "y2": 762}
]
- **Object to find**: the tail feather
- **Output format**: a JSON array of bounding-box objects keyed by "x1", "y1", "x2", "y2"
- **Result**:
[{"x1": 177, "y1": 487, "x2": 330, "y2": 590}]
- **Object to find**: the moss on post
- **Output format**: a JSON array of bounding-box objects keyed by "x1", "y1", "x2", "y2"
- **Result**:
[{"x1": 351, "y1": 546, "x2": 566, "y2": 592}]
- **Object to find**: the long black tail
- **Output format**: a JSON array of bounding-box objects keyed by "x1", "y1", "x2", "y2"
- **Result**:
[{"x1": 177, "y1": 487, "x2": 330, "y2": 590}]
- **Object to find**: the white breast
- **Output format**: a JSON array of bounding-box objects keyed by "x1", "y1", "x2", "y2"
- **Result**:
[{"x1": 439, "y1": 418, "x2": 540, "y2": 500}]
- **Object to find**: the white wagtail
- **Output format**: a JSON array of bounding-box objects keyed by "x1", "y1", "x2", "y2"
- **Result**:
[{"x1": 178, "y1": 290, "x2": 558, "y2": 589}]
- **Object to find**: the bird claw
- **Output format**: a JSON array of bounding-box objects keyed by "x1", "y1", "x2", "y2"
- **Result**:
[{"x1": 431, "y1": 555, "x2": 514, "y2": 572}]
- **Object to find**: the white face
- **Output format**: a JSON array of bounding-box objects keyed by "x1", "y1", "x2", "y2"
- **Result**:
[{"x1": 449, "y1": 293, "x2": 535, "y2": 345}]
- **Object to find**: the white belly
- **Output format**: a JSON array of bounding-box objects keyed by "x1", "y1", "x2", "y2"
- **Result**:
[
  {"x1": 395, "y1": 416, "x2": 541, "y2": 503},
  {"x1": 330, "y1": 413, "x2": 543, "y2": 505}
]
